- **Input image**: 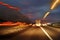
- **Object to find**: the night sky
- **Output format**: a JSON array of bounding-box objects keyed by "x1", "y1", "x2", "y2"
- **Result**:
[{"x1": 0, "y1": 0, "x2": 60, "y2": 22}]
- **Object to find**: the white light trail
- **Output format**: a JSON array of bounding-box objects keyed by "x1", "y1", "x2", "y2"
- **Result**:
[
  {"x1": 43, "y1": 12, "x2": 50, "y2": 19},
  {"x1": 40, "y1": 27, "x2": 53, "y2": 40},
  {"x1": 43, "y1": 0, "x2": 59, "y2": 19},
  {"x1": 51, "y1": 0, "x2": 59, "y2": 10}
]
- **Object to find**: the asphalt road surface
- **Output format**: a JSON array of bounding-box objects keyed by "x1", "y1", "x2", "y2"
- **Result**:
[{"x1": 0, "y1": 26, "x2": 60, "y2": 40}]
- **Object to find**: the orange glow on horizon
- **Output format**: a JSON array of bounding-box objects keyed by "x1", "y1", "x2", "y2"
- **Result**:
[
  {"x1": 35, "y1": 20, "x2": 41, "y2": 26},
  {"x1": 0, "y1": 21, "x2": 28, "y2": 27}
]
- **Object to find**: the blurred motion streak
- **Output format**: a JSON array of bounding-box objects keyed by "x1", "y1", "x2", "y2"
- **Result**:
[
  {"x1": 0, "y1": 22, "x2": 28, "y2": 27},
  {"x1": 40, "y1": 27, "x2": 53, "y2": 40},
  {"x1": 43, "y1": 12, "x2": 50, "y2": 19},
  {"x1": 43, "y1": 0, "x2": 59, "y2": 19},
  {"x1": 0, "y1": 2, "x2": 19, "y2": 11},
  {"x1": 51, "y1": 0, "x2": 59, "y2": 10}
]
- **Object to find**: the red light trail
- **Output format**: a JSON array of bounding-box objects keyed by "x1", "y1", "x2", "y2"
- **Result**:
[{"x1": 0, "y1": 2, "x2": 19, "y2": 11}]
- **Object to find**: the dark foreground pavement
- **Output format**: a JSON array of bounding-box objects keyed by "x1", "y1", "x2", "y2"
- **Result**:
[{"x1": 0, "y1": 26, "x2": 60, "y2": 40}]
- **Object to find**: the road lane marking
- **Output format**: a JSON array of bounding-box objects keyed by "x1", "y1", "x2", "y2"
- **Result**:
[{"x1": 40, "y1": 27, "x2": 53, "y2": 40}]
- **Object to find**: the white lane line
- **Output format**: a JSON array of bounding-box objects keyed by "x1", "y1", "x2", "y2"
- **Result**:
[{"x1": 40, "y1": 27, "x2": 53, "y2": 40}]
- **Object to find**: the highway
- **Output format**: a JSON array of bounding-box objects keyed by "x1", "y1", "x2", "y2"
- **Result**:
[{"x1": 0, "y1": 26, "x2": 60, "y2": 40}]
